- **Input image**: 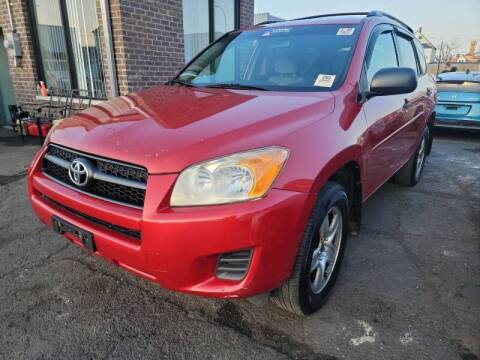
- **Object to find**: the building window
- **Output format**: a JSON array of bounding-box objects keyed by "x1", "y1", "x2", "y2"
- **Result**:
[
  {"x1": 183, "y1": 0, "x2": 238, "y2": 62},
  {"x1": 31, "y1": 0, "x2": 70, "y2": 91},
  {"x1": 183, "y1": 0, "x2": 210, "y2": 63},
  {"x1": 30, "y1": 0, "x2": 106, "y2": 98},
  {"x1": 214, "y1": 0, "x2": 235, "y2": 40}
]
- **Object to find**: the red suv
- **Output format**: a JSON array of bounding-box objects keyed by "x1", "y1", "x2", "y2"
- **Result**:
[{"x1": 28, "y1": 11, "x2": 436, "y2": 315}]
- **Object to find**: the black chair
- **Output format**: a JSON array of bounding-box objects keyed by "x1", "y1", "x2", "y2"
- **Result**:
[
  {"x1": 64, "y1": 89, "x2": 93, "y2": 118},
  {"x1": 8, "y1": 104, "x2": 28, "y2": 132},
  {"x1": 35, "y1": 87, "x2": 72, "y2": 122},
  {"x1": 9, "y1": 88, "x2": 93, "y2": 145},
  {"x1": 7, "y1": 88, "x2": 70, "y2": 144},
  {"x1": 8, "y1": 103, "x2": 38, "y2": 142},
  {"x1": 24, "y1": 87, "x2": 73, "y2": 145}
]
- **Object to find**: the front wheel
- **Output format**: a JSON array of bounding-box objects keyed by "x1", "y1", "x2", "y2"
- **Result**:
[{"x1": 271, "y1": 181, "x2": 349, "y2": 315}]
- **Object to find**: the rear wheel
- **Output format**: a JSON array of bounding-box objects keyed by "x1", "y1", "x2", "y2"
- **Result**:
[
  {"x1": 394, "y1": 127, "x2": 429, "y2": 186},
  {"x1": 271, "y1": 181, "x2": 349, "y2": 315}
]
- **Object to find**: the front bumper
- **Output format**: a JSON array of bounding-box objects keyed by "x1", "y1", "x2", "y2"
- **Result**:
[{"x1": 28, "y1": 152, "x2": 312, "y2": 298}]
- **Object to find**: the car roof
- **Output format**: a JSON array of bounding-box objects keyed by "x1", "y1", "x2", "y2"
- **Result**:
[
  {"x1": 437, "y1": 72, "x2": 480, "y2": 82},
  {"x1": 255, "y1": 11, "x2": 413, "y2": 34}
]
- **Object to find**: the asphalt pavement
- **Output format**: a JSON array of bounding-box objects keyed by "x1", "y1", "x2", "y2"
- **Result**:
[{"x1": 0, "y1": 127, "x2": 478, "y2": 359}]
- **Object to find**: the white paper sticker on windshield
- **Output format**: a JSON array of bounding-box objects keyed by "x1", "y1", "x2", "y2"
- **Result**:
[
  {"x1": 314, "y1": 74, "x2": 336, "y2": 87},
  {"x1": 337, "y1": 27, "x2": 355, "y2": 36},
  {"x1": 272, "y1": 28, "x2": 291, "y2": 33}
]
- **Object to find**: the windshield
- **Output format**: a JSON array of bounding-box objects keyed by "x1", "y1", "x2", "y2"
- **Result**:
[{"x1": 175, "y1": 24, "x2": 361, "y2": 92}]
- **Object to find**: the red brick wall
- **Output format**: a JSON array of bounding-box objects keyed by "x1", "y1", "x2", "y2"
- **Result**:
[
  {"x1": 239, "y1": 0, "x2": 254, "y2": 28},
  {"x1": 112, "y1": 0, "x2": 255, "y2": 94},
  {"x1": 109, "y1": 0, "x2": 129, "y2": 95},
  {"x1": 112, "y1": 0, "x2": 185, "y2": 94},
  {"x1": 0, "y1": 0, "x2": 38, "y2": 107}
]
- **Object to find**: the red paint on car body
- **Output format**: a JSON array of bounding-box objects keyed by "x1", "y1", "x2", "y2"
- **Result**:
[{"x1": 28, "y1": 14, "x2": 435, "y2": 298}]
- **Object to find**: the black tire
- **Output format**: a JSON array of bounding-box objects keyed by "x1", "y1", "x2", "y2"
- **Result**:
[
  {"x1": 271, "y1": 181, "x2": 349, "y2": 316},
  {"x1": 394, "y1": 127, "x2": 429, "y2": 187}
]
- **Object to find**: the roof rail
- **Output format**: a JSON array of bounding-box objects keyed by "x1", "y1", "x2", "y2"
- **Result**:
[
  {"x1": 366, "y1": 10, "x2": 413, "y2": 33},
  {"x1": 256, "y1": 20, "x2": 282, "y2": 25},
  {"x1": 284, "y1": 10, "x2": 414, "y2": 33},
  {"x1": 258, "y1": 11, "x2": 414, "y2": 33},
  {"x1": 293, "y1": 12, "x2": 369, "y2": 21}
]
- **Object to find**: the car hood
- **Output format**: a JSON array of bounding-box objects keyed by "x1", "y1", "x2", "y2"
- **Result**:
[{"x1": 49, "y1": 85, "x2": 334, "y2": 173}]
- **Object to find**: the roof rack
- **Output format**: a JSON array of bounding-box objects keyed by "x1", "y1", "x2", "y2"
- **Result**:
[
  {"x1": 293, "y1": 12, "x2": 369, "y2": 21},
  {"x1": 267, "y1": 11, "x2": 414, "y2": 34},
  {"x1": 366, "y1": 10, "x2": 413, "y2": 33},
  {"x1": 256, "y1": 20, "x2": 282, "y2": 25}
]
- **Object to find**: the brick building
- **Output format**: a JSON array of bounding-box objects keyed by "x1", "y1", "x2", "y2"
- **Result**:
[{"x1": 0, "y1": 0, "x2": 254, "y2": 125}]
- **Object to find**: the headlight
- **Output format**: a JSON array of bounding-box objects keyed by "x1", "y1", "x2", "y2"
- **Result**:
[{"x1": 170, "y1": 147, "x2": 289, "y2": 206}]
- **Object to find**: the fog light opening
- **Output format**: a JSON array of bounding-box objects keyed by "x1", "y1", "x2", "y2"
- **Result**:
[{"x1": 215, "y1": 249, "x2": 253, "y2": 281}]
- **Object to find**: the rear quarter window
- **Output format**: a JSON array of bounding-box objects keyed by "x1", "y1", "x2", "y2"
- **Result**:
[
  {"x1": 413, "y1": 39, "x2": 427, "y2": 75},
  {"x1": 396, "y1": 34, "x2": 419, "y2": 75}
]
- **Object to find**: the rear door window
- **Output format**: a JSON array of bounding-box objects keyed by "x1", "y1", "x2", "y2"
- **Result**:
[
  {"x1": 396, "y1": 34, "x2": 419, "y2": 75},
  {"x1": 366, "y1": 31, "x2": 398, "y2": 83}
]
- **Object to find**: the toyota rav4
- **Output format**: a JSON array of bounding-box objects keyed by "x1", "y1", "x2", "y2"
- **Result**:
[{"x1": 28, "y1": 11, "x2": 436, "y2": 315}]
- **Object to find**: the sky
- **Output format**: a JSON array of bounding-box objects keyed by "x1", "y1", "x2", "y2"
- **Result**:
[{"x1": 254, "y1": 0, "x2": 480, "y2": 53}]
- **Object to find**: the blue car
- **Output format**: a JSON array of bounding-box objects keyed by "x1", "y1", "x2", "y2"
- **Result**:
[{"x1": 435, "y1": 72, "x2": 480, "y2": 130}]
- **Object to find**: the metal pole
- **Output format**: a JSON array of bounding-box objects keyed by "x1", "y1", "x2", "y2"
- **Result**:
[
  {"x1": 100, "y1": 0, "x2": 119, "y2": 97},
  {"x1": 36, "y1": 116, "x2": 43, "y2": 145},
  {"x1": 5, "y1": 0, "x2": 15, "y2": 31},
  {"x1": 436, "y1": 42, "x2": 443, "y2": 77}
]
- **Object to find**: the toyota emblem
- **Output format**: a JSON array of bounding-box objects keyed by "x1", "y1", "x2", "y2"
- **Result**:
[{"x1": 68, "y1": 158, "x2": 94, "y2": 187}]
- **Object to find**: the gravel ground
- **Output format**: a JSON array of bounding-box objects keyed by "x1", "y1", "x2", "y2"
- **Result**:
[{"x1": 0, "y1": 128, "x2": 479, "y2": 359}]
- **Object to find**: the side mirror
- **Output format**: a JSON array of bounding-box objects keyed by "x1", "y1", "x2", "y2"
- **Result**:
[{"x1": 369, "y1": 67, "x2": 417, "y2": 97}]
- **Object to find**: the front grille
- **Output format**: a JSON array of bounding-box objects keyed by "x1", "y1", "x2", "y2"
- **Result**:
[
  {"x1": 43, "y1": 196, "x2": 141, "y2": 240},
  {"x1": 216, "y1": 249, "x2": 252, "y2": 281},
  {"x1": 48, "y1": 145, "x2": 148, "y2": 183},
  {"x1": 42, "y1": 144, "x2": 148, "y2": 208}
]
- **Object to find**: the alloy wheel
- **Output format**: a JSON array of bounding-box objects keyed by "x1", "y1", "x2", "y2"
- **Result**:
[
  {"x1": 310, "y1": 206, "x2": 343, "y2": 294},
  {"x1": 415, "y1": 136, "x2": 427, "y2": 181}
]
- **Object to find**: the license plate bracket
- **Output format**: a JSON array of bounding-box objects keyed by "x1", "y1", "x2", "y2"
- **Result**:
[{"x1": 52, "y1": 215, "x2": 96, "y2": 252}]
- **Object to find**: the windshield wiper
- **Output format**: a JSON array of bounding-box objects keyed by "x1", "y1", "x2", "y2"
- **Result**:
[
  {"x1": 204, "y1": 83, "x2": 269, "y2": 91},
  {"x1": 170, "y1": 79, "x2": 197, "y2": 87}
]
